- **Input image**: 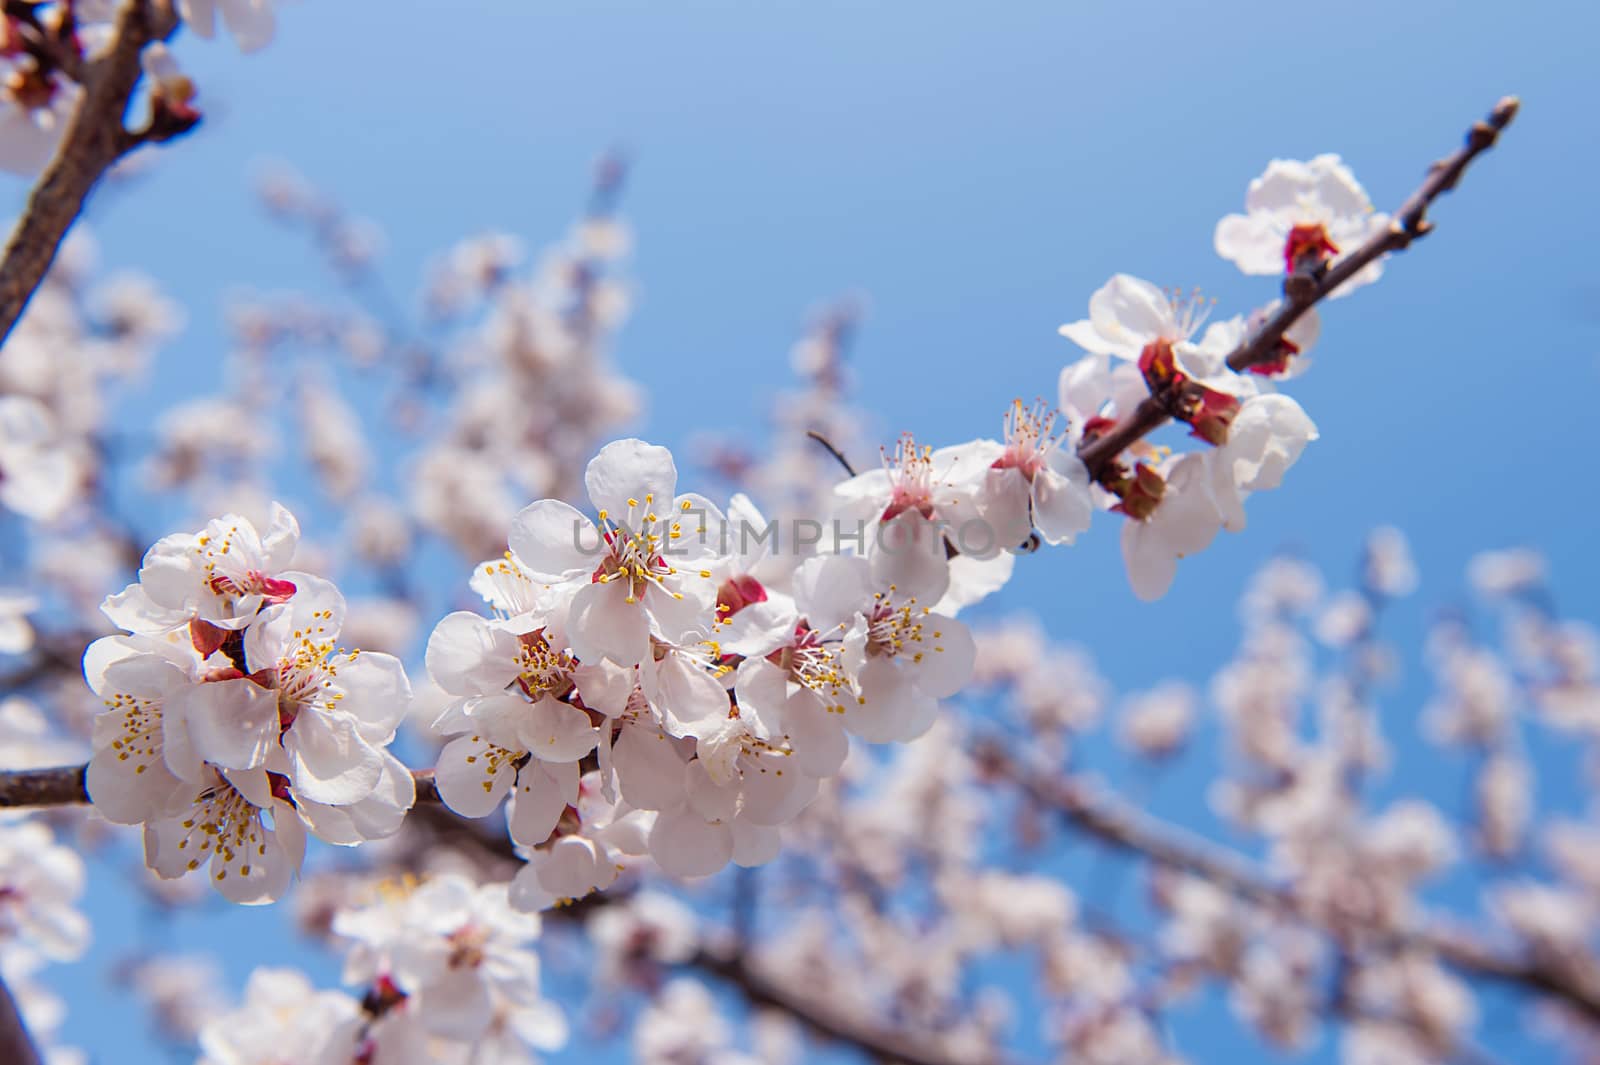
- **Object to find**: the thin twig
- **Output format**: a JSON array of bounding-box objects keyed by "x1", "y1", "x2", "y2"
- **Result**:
[
  {"x1": 806, "y1": 429, "x2": 858, "y2": 477},
  {"x1": 1077, "y1": 96, "x2": 1519, "y2": 479},
  {"x1": 975, "y1": 740, "x2": 1600, "y2": 1028}
]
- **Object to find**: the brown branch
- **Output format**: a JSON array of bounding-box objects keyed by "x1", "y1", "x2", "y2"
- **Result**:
[
  {"x1": 0, "y1": 971, "x2": 43, "y2": 1065},
  {"x1": 0, "y1": 762, "x2": 442, "y2": 808},
  {"x1": 691, "y1": 945, "x2": 1009, "y2": 1065},
  {"x1": 0, "y1": 0, "x2": 185, "y2": 348},
  {"x1": 0, "y1": 764, "x2": 87, "y2": 807},
  {"x1": 975, "y1": 741, "x2": 1600, "y2": 1029},
  {"x1": 1077, "y1": 95, "x2": 1519, "y2": 480}
]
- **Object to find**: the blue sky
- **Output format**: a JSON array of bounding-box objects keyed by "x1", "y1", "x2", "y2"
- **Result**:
[{"x1": 10, "y1": 0, "x2": 1600, "y2": 1061}]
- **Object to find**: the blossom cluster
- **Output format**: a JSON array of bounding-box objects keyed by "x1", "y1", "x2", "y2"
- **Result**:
[
  {"x1": 85, "y1": 505, "x2": 415, "y2": 903},
  {"x1": 425, "y1": 436, "x2": 979, "y2": 900},
  {"x1": 73, "y1": 149, "x2": 1393, "y2": 908},
  {"x1": 415, "y1": 160, "x2": 1386, "y2": 904},
  {"x1": 195, "y1": 874, "x2": 565, "y2": 1065}
]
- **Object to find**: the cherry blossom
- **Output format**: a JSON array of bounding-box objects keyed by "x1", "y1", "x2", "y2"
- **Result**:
[
  {"x1": 182, "y1": 573, "x2": 415, "y2": 821},
  {"x1": 1059, "y1": 274, "x2": 1234, "y2": 363},
  {"x1": 1214, "y1": 155, "x2": 1391, "y2": 296},
  {"x1": 102, "y1": 505, "x2": 302, "y2": 637},
  {"x1": 1120, "y1": 453, "x2": 1224, "y2": 602},
  {"x1": 141, "y1": 765, "x2": 308, "y2": 905},
  {"x1": 332, "y1": 874, "x2": 567, "y2": 1055},
  {"x1": 196, "y1": 968, "x2": 362, "y2": 1065},
  {"x1": 507, "y1": 438, "x2": 724, "y2": 667},
  {"x1": 830, "y1": 434, "x2": 1010, "y2": 609},
  {"x1": 509, "y1": 772, "x2": 652, "y2": 906},
  {"x1": 977, "y1": 399, "x2": 1095, "y2": 549}
]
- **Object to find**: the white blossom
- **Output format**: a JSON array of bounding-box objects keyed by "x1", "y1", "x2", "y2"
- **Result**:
[{"x1": 1214, "y1": 154, "x2": 1391, "y2": 296}]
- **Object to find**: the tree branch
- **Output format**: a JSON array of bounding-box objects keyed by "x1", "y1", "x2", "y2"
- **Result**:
[
  {"x1": 974, "y1": 740, "x2": 1600, "y2": 1029},
  {"x1": 0, "y1": 763, "x2": 442, "y2": 808},
  {"x1": 0, "y1": 972, "x2": 43, "y2": 1065},
  {"x1": 0, "y1": 0, "x2": 184, "y2": 348},
  {"x1": 691, "y1": 945, "x2": 1010, "y2": 1065},
  {"x1": 1077, "y1": 95, "x2": 1519, "y2": 479}
]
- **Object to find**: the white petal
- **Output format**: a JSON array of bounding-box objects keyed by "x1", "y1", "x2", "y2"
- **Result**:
[
  {"x1": 731, "y1": 819, "x2": 781, "y2": 867},
  {"x1": 978, "y1": 466, "x2": 1033, "y2": 553},
  {"x1": 933, "y1": 551, "x2": 1014, "y2": 615},
  {"x1": 335, "y1": 651, "x2": 412, "y2": 743},
  {"x1": 850, "y1": 659, "x2": 937, "y2": 743},
  {"x1": 1088, "y1": 273, "x2": 1172, "y2": 355},
  {"x1": 792, "y1": 553, "x2": 872, "y2": 634},
  {"x1": 515, "y1": 696, "x2": 599, "y2": 763},
  {"x1": 433, "y1": 734, "x2": 516, "y2": 818},
  {"x1": 426, "y1": 611, "x2": 522, "y2": 696},
  {"x1": 220, "y1": 0, "x2": 276, "y2": 53},
  {"x1": 902, "y1": 614, "x2": 974, "y2": 699},
  {"x1": 508, "y1": 761, "x2": 576, "y2": 847},
  {"x1": 643, "y1": 579, "x2": 714, "y2": 646},
  {"x1": 648, "y1": 808, "x2": 731, "y2": 879},
  {"x1": 584, "y1": 438, "x2": 677, "y2": 518},
  {"x1": 732, "y1": 658, "x2": 789, "y2": 740},
  {"x1": 260, "y1": 502, "x2": 300, "y2": 570},
  {"x1": 572, "y1": 659, "x2": 636, "y2": 717},
  {"x1": 99, "y1": 584, "x2": 188, "y2": 635},
  {"x1": 415, "y1": 967, "x2": 494, "y2": 1041},
  {"x1": 716, "y1": 597, "x2": 798, "y2": 658},
  {"x1": 86, "y1": 741, "x2": 191, "y2": 824},
  {"x1": 170, "y1": 678, "x2": 280, "y2": 771},
  {"x1": 781, "y1": 691, "x2": 848, "y2": 778},
  {"x1": 1033, "y1": 455, "x2": 1094, "y2": 545},
  {"x1": 1213, "y1": 213, "x2": 1282, "y2": 274},
  {"x1": 869, "y1": 511, "x2": 950, "y2": 605},
  {"x1": 1224, "y1": 394, "x2": 1319, "y2": 491},
  {"x1": 533, "y1": 837, "x2": 606, "y2": 900},
  {"x1": 297, "y1": 751, "x2": 414, "y2": 844},
  {"x1": 737, "y1": 749, "x2": 818, "y2": 825},
  {"x1": 1058, "y1": 318, "x2": 1117, "y2": 356},
  {"x1": 647, "y1": 653, "x2": 731, "y2": 735},
  {"x1": 508, "y1": 500, "x2": 601, "y2": 578},
  {"x1": 276, "y1": 571, "x2": 347, "y2": 644},
  {"x1": 284, "y1": 710, "x2": 384, "y2": 806},
  {"x1": 611, "y1": 723, "x2": 687, "y2": 812},
  {"x1": 567, "y1": 581, "x2": 649, "y2": 667},
  {"x1": 685, "y1": 757, "x2": 739, "y2": 821},
  {"x1": 1121, "y1": 520, "x2": 1178, "y2": 602}
]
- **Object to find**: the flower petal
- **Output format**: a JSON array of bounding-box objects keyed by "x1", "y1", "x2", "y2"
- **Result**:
[
  {"x1": 284, "y1": 710, "x2": 384, "y2": 806},
  {"x1": 508, "y1": 499, "x2": 602, "y2": 578},
  {"x1": 425, "y1": 611, "x2": 521, "y2": 697},
  {"x1": 584, "y1": 438, "x2": 677, "y2": 518},
  {"x1": 516, "y1": 696, "x2": 600, "y2": 763}
]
